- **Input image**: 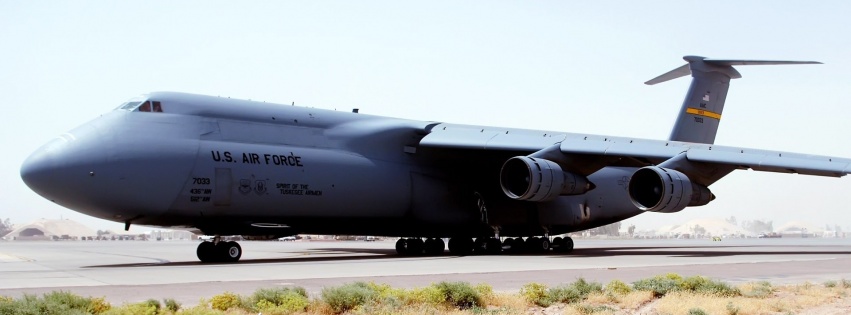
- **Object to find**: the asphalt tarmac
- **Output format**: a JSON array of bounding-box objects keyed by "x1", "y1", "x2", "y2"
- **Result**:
[{"x1": 1, "y1": 238, "x2": 850, "y2": 305}]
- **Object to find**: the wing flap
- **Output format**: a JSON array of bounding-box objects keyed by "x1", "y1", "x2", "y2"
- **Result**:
[
  {"x1": 686, "y1": 149, "x2": 849, "y2": 177},
  {"x1": 419, "y1": 125, "x2": 568, "y2": 151},
  {"x1": 560, "y1": 139, "x2": 685, "y2": 160},
  {"x1": 418, "y1": 126, "x2": 501, "y2": 149}
]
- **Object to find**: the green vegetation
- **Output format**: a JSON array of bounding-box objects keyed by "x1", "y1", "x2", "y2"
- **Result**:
[
  {"x1": 687, "y1": 308, "x2": 709, "y2": 315},
  {"x1": 1, "y1": 275, "x2": 849, "y2": 314},
  {"x1": 320, "y1": 282, "x2": 376, "y2": 313},
  {"x1": 603, "y1": 279, "x2": 631, "y2": 296},
  {"x1": 209, "y1": 292, "x2": 241, "y2": 311},
  {"x1": 519, "y1": 278, "x2": 603, "y2": 307},
  {"x1": 0, "y1": 291, "x2": 110, "y2": 315},
  {"x1": 631, "y1": 273, "x2": 740, "y2": 297},
  {"x1": 740, "y1": 280, "x2": 774, "y2": 298},
  {"x1": 434, "y1": 281, "x2": 483, "y2": 309}
]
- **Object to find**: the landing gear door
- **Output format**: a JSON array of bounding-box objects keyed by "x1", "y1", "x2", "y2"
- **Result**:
[{"x1": 214, "y1": 168, "x2": 232, "y2": 206}]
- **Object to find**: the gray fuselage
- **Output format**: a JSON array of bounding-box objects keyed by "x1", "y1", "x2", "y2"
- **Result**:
[{"x1": 22, "y1": 92, "x2": 643, "y2": 238}]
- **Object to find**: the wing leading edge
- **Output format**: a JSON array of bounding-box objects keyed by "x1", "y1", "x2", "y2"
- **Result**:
[{"x1": 418, "y1": 123, "x2": 851, "y2": 185}]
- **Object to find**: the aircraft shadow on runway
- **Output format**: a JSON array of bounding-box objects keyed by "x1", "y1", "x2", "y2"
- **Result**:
[
  {"x1": 83, "y1": 247, "x2": 431, "y2": 268},
  {"x1": 559, "y1": 245, "x2": 851, "y2": 258},
  {"x1": 82, "y1": 245, "x2": 851, "y2": 268}
]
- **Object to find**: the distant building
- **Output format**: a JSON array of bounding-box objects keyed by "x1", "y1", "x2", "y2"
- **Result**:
[
  {"x1": 775, "y1": 221, "x2": 824, "y2": 238},
  {"x1": 3, "y1": 219, "x2": 97, "y2": 240},
  {"x1": 146, "y1": 229, "x2": 195, "y2": 241},
  {"x1": 657, "y1": 218, "x2": 753, "y2": 239}
]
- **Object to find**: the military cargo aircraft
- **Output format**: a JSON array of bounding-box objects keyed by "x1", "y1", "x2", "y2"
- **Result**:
[{"x1": 20, "y1": 56, "x2": 850, "y2": 262}]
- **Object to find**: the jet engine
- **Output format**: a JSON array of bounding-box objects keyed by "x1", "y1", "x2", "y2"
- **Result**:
[
  {"x1": 627, "y1": 166, "x2": 714, "y2": 213},
  {"x1": 500, "y1": 156, "x2": 593, "y2": 202}
]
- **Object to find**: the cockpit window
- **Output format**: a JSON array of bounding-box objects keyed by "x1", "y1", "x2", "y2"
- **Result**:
[
  {"x1": 117, "y1": 101, "x2": 143, "y2": 110},
  {"x1": 115, "y1": 98, "x2": 165, "y2": 113}
]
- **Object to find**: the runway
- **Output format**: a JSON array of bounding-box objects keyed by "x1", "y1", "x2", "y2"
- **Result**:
[{"x1": 1, "y1": 238, "x2": 850, "y2": 305}]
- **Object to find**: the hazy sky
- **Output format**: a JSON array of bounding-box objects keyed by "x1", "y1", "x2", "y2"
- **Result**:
[{"x1": 2, "y1": 1, "x2": 850, "y2": 232}]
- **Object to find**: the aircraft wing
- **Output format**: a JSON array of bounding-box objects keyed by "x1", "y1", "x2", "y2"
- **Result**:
[{"x1": 419, "y1": 124, "x2": 851, "y2": 185}]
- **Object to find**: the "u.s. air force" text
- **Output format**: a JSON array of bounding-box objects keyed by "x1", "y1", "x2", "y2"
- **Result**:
[{"x1": 210, "y1": 150, "x2": 303, "y2": 167}]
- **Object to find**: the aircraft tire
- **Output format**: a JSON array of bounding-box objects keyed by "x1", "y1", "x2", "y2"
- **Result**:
[
  {"x1": 485, "y1": 238, "x2": 502, "y2": 254},
  {"x1": 473, "y1": 238, "x2": 488, "y2": 254},
  {"x1": 503, "y1": 238, "x2": 515, "y2": 252},
  {"x1": 219, "y1": 241, "x2": 242, "y2": 262},
  {"x1": 424, "y1": 238, "x2": 445, "y2": 255},
  {"x1": 523, "y1": 237, "x2": 537, "y2": 253},
  {"x1": 448, "y1": 237, "x2": 473, "y2": 256},
  {"x1": 561, "y1": 237, "x2": 574, "y2": 253},
  {"x1": 512, "y1": 238, "x2": 525, "y2": 253},
  {"x1": 423, "y1": 238, "x2": 435, "y2": 254},
  {"x1": 408, "y1": 238, "x2": 424, "y2": 255},
  {"x1": 552, "y1": 237, "x2": 563, "y2": 250},
  {"x1": 395, "y1": 239, "x2": 408, "y2": 255},
  {"x1": 525, "y1": 237, "x2": 549, "y2": 253},
  {"x1": 537, "y1": 238, "x2": 551, "y2": 252},
  {"x1": 196, "y1": 241, "x2": 216, "y2": 262}
]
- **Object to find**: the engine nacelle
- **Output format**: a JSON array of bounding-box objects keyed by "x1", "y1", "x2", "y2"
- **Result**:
[
  {"x1": 500, "y1": 156, "x2": 592, "y2": 202},
  {"x1": 627, "y1": 166, "x2": 713, "y2": 213}
]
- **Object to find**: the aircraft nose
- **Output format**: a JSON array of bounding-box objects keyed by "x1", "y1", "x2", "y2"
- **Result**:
[
  {"x1": 20, "y1": 138, "x2": 63, "y2": 200},
  {"x1": 21, "y1": 125, "x2": 109, "y2": 213}
]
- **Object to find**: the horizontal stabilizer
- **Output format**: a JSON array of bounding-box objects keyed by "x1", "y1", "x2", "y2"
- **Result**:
[
  {"x1": 645, "y1": 56, "x2": 822, "y2": 85},
  {"x1": 700, "y1": 59, "x2": 822, "y2": 66},
  {"x1": 644, "y1": 64, "x2": 690, "y2": 85}
]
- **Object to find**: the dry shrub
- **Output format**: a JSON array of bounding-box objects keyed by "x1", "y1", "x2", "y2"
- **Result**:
[
  {"x1": 616, "y1": 291, "x2": 655, "y2": 310},
  {"x1": 738, "y1": 281, "x2": 774, "y2": 298},
  {"x1": 487, "y1": 292, "x2": 529, "y2": 310},
  {"x1": 774, "y1": 282, "x2": 845, "y2": 311},
  {"x1": 88, "y1": 296, "x2": 112, "y2": 314},
  {"x1": 101, "y1": 303, "x2": 158, "y2": 315},
  {"x1": 404, "y1": 286, "x2": 444, "y2": 306},
  {"x1": 654, "y1": 292, "x2": 736, "y2": 315},
  {"x1": 568, "y1": 293, "x2": 623, "y2": 315},
  {"x1": 653, "y1": 291, "x2": 808, "y2": 315},
  {"x1": 351, "y1": 300, "x2": 450, "y2": 315},
  {"x1": 306, "y1": 299, "x2": 337, "y2": 315},
  {"x1": 584, "y1": 292, "x2": 615, "y2": 304},
  {"x1": 473, "y1": 283, "x2": 494, "y2": 302},
  {"x1": 562, "y1": 303, "x2": 617, "y2": 315}
]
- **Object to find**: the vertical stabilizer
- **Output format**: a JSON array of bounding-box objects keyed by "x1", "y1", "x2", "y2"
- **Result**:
[{"x1": 646, "y1": 56, "x2": 820, "y2": 144}]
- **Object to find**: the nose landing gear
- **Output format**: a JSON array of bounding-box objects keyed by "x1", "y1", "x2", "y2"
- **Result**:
[{"x1": 197, "y1": 237, "x2": 242, "y2": 263}]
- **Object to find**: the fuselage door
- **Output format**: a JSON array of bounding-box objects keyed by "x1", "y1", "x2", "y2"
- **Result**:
[{"x1": 214, "y1": 168, "x2": 232, "y2": 206}]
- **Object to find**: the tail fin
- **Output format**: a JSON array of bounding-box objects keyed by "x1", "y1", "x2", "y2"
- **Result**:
[{"x1": 646, "y1": 56, "x2": 820, "y2": 144}]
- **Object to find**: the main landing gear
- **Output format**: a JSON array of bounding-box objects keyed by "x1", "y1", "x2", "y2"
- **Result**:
[
  {"x1": 197, "y1": 237, "x2": 242, "y2": 262},
  {"x1": 395, "y1": 238, "x2": 446, "y2": 256},
  {"x1": 395, "y1": 236, "x2": 574, "y2": 256}
]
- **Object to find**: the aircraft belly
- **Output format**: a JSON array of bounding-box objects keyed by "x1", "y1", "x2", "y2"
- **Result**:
[{"x1": 171, "y1": 141, "x2": 412, "y2": 219}]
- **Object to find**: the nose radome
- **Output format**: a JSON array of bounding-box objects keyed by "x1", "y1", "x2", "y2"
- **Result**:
[
  {"x1": 20, "y1": 137, "x2": 67, "y2": 201},
  {"x1": 20, "y1": 125, "x2": 110, "y2": 216}
]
